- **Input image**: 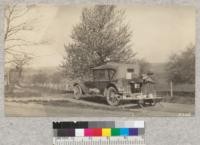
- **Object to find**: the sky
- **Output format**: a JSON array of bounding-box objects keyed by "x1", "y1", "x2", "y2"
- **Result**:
[{"x1": 6, "y1": 5, "x2": 195, "y2": 68}]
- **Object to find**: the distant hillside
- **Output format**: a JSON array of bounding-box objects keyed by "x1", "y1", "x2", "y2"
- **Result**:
[
  {"x1": 149, "y1": 62, "x2": 168, "y2": 84},
  {"x1": 150, "y1": 62, "x2": 166, "y2": 74}
]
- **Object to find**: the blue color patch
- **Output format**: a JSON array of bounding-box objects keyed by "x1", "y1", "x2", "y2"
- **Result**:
[{"x1": 120, "y1": 128, "x2": 129, "y2": 136}]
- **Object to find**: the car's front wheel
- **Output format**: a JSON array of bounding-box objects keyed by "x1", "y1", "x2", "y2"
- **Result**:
[
  {"x1": 106, "y1": 87, "x2": 120, "y2": 106},
  {"x1": 73, "y1": 85, "x2": 82, "y2": 100}
]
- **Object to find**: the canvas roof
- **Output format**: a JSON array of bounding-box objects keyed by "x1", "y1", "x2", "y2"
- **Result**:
[{"x1": 92, "y1": 62, "x2": 119, "y2": 70}]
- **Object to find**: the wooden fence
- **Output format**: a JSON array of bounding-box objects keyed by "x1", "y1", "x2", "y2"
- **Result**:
[
  {"x1": 29, "y1": 83, "x2": 73, "y2": 93},
  {"x1": 155, "y1": 82, "x2": 195, "y2": 97}
]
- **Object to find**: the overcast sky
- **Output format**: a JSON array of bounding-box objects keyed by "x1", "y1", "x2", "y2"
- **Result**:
[{"x1": 9, "y1": 5, "x2": 195, "y2": 68}]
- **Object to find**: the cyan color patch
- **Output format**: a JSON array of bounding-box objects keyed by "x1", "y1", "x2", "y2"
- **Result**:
[{"x1": 120, "y1": 128, "x2": 129, "y2": 136}]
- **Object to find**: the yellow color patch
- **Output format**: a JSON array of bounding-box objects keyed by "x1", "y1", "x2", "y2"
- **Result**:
[{"x1": 102, "y1": 128, "x2": 111, "y2": 137}]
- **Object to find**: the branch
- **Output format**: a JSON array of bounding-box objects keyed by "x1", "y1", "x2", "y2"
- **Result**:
[
  {"x1": 9, "y1": 22, "x2": 27, "y2": 31},
  {"x1": 5, "y1": 5, "x2": 33, "y2": 41},
  {"x1": 5, "y1": 43, "x2": 32, "y2": 51},
  {"x1": 6, "y1": 23, "x2": 33, "y2": 39},
  {"x1": 6, "y1": 51, "x2": 34, "y2": 65},
  {"x1": 4, "y1": 5, "x2": 21, "y2": 40},
  {"x1": 10, "y1": 8, "x2": 29, "y2": 21},
  {"x1": 4, "y1": 8, "x2": 13, "y2": 41},
  {"x1": 5, "y1": 38, "x2": 36, "y2": 44}
]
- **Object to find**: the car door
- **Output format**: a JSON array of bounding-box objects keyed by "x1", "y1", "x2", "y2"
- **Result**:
[
  {"x1": 97, "y1": 70, "x2": 110, "y2": 94},
  {"x1": 84, "y1": 72, "x2": 98, "y2": 90}
]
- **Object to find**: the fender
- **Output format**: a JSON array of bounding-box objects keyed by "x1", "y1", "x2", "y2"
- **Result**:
[
  {"x1": 73, "y1": 82, "x2": 89, "y2": 94},
  {"x1": 104, "y1": 82, "x2": 119, "y2": 96}
]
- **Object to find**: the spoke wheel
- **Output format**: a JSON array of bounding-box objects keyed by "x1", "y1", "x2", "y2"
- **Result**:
[
  {"x1": 106, "y1": 87, "x2": 120, "y2": 106},
  {"x1": 149, "y1": 99, "x2": 156, "y2": 106},
  {"x1": 73, "y1": 85, "x2": 82, "y2": 100},
  {"x1": 143, "y1": 101, "x2": 147, "y2": 107},
  {"x1": 138, "y1": 100, "x2": 144, "y2": 108}
]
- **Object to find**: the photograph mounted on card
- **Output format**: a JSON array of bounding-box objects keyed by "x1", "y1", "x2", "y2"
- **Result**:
[{"x1": 4, "y1": 4, "x2": 195, "y2": 117}]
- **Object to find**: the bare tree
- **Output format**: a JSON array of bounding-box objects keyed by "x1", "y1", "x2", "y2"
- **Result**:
[
  {"x1": 4, "y1": 4, "x2": 46, "y2": 65},
  {"x1": 4, "y1": 5, "x2": 49, "y2": 89},
  {"x1": 13, "y1": 53, "x2": 33, "y2": 78},
  {"x1": 5, "y1": 5, "x2": 32, "y2": 61}
]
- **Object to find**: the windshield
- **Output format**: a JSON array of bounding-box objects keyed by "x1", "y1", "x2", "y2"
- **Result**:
[
  {"x1": 108, "y1": 69, "x2": 116, "y2": 80},
  {"x1": 93, "y1": 70, "x2": 109, "y2": 81}
]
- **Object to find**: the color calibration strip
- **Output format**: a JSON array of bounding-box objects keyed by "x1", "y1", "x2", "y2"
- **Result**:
[
  {"x1": 54, "y1": 127, "x2": 144, "y2": 137},
  {"x1": 53, "y1": 121, "x2": 144, "y2": 137},
  {"x1": 53, "y1": 121, "x2": 145, "y2": 145}
]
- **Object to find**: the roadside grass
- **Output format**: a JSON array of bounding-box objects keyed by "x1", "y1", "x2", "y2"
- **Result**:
[
  {"x1": 5, "y1": 83, "x2": 195, "y2": 105},
  {"x1": 5, "y1": 86, "x2": 42, "y2": 98},
  {"x1": 155, "y1": 83, "x2": 195, "y2": 105},
  {"x1": 5, "y1": 85, "x2": 67, "y2": 98},
  {"x1": 161, "y1": 95, "x2": 195, "y2": 104}
]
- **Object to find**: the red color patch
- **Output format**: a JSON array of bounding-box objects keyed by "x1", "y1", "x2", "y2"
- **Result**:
[{"x1": 93, "y1": 128, "x2": 102, "y2": 136}]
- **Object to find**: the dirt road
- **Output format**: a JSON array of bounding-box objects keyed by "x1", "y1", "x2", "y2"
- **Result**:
[
  {"x1": 5, "y1": 95, "x2": 194, "y2": 117},
  {"x1": 4, "y1": 86, "x2": 194, "y2": 117}
]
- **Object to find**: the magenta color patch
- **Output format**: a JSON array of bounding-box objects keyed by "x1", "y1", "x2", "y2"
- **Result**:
[{"x1": 84, "y1": 129, "x2": 93, "y2": 136}]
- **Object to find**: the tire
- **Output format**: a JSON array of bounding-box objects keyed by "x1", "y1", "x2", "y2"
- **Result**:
[
  {"x1": 106, "y1": 87, "x2": 120, "y2": 106},
  {"x1": 142, "y1": 101, "x2": 147, "y2": 107},
  {"x1": 149, "y1": 99, "x2": 157, "y2": 106},
  {"x1": 73, "y1": 85, "x2": 82, "y2": 100},
  {"x1": 138, "y1": 100, "x2": 144, "y2": 108}
]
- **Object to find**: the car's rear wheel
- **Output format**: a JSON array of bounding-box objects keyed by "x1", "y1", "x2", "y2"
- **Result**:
[
  {"x1": 106, "y1": 87, "x2": 120, "y2": 106},
  {"x1": 149, "y1": 99, "x2": 157, "y2": 106},
  {"x1": 138, "y1": 100, "x2": 144, "y2": 108},
  {"x1": 73, "y1": 85, "x2": 82, "y2": 100}
]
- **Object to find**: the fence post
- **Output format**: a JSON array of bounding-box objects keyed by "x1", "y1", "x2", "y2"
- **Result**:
[{"x1": 170, "y1": 81, "x2": 173, "y2": 97}]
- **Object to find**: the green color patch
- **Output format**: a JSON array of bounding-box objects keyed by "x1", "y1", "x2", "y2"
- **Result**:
[{"x1": 111, "y1": 128, "x2": 120, "y2": 136}]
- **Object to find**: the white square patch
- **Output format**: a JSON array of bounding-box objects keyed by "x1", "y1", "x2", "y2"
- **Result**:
[
  {"x1": 134, "y1": 121, "x2": 144, "y2": 128},
  {"x1": 75, "y1": 129, "x2": 84, "y2": 136}
]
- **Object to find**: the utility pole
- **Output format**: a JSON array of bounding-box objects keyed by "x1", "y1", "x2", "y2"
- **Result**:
[{"x1": 170, "y1": 81, "x2": 173, "y2": 97}]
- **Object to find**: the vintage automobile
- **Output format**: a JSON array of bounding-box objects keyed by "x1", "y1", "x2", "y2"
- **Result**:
[{"x1": 73, "y1": 62, "x2": 162, "y2": 106}]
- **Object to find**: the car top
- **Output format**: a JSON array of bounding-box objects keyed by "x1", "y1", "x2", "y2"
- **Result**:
[
  {"x1": 91, "y1": 62, "x2": 155, "y2": 83},
  {"x1": 92, "y1": 62, "x2": 140, "y2": 79}
]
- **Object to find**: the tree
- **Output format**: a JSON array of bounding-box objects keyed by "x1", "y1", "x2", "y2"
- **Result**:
[
  {"x1": 166, "y1": 45, "x2": 195, "y2": 84},
  {"x1": 5, "y1": 5, "x2": 33, "y2": 64},
  {"x1": 32, "y1": 72, "x2": 48, "y2": 84},
  {"x1": 61, "y1": 5, "x2": 135, "y2": 78},
  {"x1": 4, "y1": 4, "x2": 47, "y2": 66},
  {"x1": 4, "y1": 5, "x2": 49, "y2": 88},
  {"x1": 12, "y1": 53, "x2": 33, "y2": 79}
]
